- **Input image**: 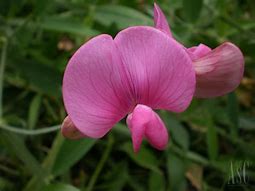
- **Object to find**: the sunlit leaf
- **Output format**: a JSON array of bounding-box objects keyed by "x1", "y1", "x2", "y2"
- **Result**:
[
  {"x1": 94, "y1": 5, "x2": 153, "y2": 29},
  {"x1": 40, "y1": 17, "x2": 99, "y2": 36}
]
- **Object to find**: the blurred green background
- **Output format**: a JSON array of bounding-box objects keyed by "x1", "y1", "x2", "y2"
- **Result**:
[{"x1": 0, "y1": 0, "x2": 255, "y2": 191}]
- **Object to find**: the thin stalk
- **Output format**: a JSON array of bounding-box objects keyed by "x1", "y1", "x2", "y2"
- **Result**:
[
  {"x1": 170, "y1": 144, "x2": 225, "y2": 172},
  {"x1": 0, "y1": 123, "x2": 60, "y2": 135},
  {"x1": 0, "y1": 163, "x2": 19, "y2": 176},
  {"x1": 0, "y1": 122, "x2": 125, "y2": 136},
  {"x1": 24, "y1": 133, "x2": 64, "y2": 191},
  {"x1": 86, "y1": 135, "x2": 113, "y2": 191},
  {"x1": 0, "y1": 39, "x2": 8, "y2": 118}
]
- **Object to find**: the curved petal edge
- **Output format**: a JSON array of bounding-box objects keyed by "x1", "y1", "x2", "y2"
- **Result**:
[
  {"x1": 63, "y1": 34, "x2": 131, "y2": 138},
  {"x1": 154, "y1": 3, "x2": 172, "y2": 37},
  {"x1": 194, "y1": 42, "x2": 244, "y2": 98},
  {"x1": 187, "y1": 44, "x2": 212, "y2": 61}
]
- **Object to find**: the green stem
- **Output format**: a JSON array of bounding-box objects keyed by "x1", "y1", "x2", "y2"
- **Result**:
[
  {"x1": 216, "y1": 127, "x2": 242, "y2": 145},
  {"x1": 0, "y1": 39, "x2": 8, "y2": 118},
  {"x1": 170, "y1": 144, "x2": 225, "y2": 172},
  {"x1": 86, "y1": 135, "x2": 113, "y2": 191},
  {"x1": 227, "y1": 93, "x2": 239, "y2": 139},
  {"x1": 0, "y1": 123, "x2": 60, "y2": 135},
  {"x1": 24, "y1": 133, "x2": 64, "y2": 191},
  {"x1": 0, "y1": 163, "x2": 19, "y2": 176},
  {"x1": 0, "y1": 115, "x2": 127, "y2": 137}
]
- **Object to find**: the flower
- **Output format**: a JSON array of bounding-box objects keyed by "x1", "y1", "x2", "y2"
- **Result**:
[
  {"x1": 62, "y1": 26, "x2": 196, "y2": 152},
  {"x1": 154, "y1": 3, "x2": 244, "y2": 98},
  {"x1": 61, "y1": 4, "x2": 244, "y2": 153}
]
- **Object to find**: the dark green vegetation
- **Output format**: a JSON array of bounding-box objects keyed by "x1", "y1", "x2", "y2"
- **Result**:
[{"x1": 0, "y1": 0, "x2": 255, "y2": 190}]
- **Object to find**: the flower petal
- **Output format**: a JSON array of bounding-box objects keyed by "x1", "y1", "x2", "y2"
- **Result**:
[
  {"x1": 63, "y1": 34, "x2": 131, "y2": 138},
  {"x1": 126, "y1": 104, "x2": 169, "y2": 153},
  {"x1": 187, "y1": 44, "x2": 212, "y2": 61},
  {"x1": 194, "y1": 42, "x2": 244, "y2": 98},
  {"x1": 61, "y1": 116, "x2": 86, "y2": 139},
  {"x1": 114, "y1": 26, "x2": 195, "y2": 112},
  {"x1": 154, "y1": 3, "x2": 172, "y2": 37}
]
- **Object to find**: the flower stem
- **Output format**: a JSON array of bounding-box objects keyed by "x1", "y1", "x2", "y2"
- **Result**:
[
  {"x1": 86, "y1": 135, "x2": 113, "y2": 191},
  {"x1": 0, "y1": 38, "x2": 8, "y2": 118},
  {"x1": 0, "y1": 123, "x2": 60, "y2": 135}
]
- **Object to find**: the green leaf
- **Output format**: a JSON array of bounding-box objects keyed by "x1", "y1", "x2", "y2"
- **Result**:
[
  {"x1": 227, "y1": 92, "x2": 239, "y2": 138},
  {"x1": 0, "y1": 132, "x2": 42, "y2": 175},
  {"x1": 0, "y1": 38, "x2": 7, "y2": 118},
  {"x1": 183, "y1": 0, "x2": 203, "y2": 22},
  {"x1": 103, "y1": 162, "x2": 129, "y2": 191},
  {"x1": 13, "y1": 60, "x2": 62, "y2": 97},
  {"x1": 206, "y1": 115, "x2": 218, "y2": 161},
  {"x1": 94, "y1": 5, "x2": 153, "y2": 29},
  {"x1": 167, "y1": 152, "x2": 187, "y2": 191},
  {"x1": 40, "y1": 17, "x2": 99, "y2": 36},
  {"x1": 121, "y1": 142, "x2": 160, "y2": 173},
  {"x1": 42, "y1": 183, "x2": 80, "y2": 191},
  {"x1": 24, "y1": 133, "x2": 65, "y2": 191},
  {"x1": 148, "y1": 171, "x2": 165, "y2": 191},
  {"x1": 0, "y1": 177, "x2": 14, "y2": 191},
  {"x1": 239, "y1": 116, "x2": 255, "y2": 130},
  {"x1": 167, "y1": 151, "x2": 187, "y2": 191},
  {"x1": 28, "y1": 94, "x2": 42, "y2": 129},
  {"x1": 25, "y1": 135, "x2": 96, "y2": 191},
  {"x1": 128, "y1": 176, "x2": 145, "y2": 191},
  {"x1": 161, "y1": 112, "x2": 190, "y2": 150},
  {"x1": 52, "y1": 138, "x2": 96, "y2": 176}
]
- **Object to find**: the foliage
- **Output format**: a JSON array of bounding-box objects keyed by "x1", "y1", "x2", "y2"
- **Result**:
[{"x1": 0, "y1": 0, "x2": 255, "y2": 190}]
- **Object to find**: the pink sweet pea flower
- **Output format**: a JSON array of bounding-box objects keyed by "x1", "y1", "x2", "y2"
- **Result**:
[
  {"x1": 154, "y1": 3, "x2": 244, "y2": 98},
  {"x1": 62, "y1": 26, "x2": 196, "y2": 152},
  {"x1": 62, "y1": 4, "x2": 244, "y2": 152}
]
